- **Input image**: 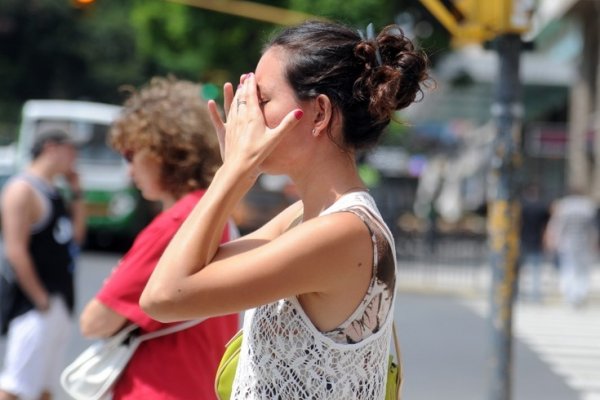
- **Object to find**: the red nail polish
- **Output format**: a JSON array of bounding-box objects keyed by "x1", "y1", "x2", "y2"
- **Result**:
[{"x1": 294, "y1": 110, "x2": 304, "y2": 120}]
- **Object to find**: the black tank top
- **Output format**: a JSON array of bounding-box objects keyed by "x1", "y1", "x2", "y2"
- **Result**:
[{"x1": 0, "y1": 174, "x2": 75, "y2": 333}]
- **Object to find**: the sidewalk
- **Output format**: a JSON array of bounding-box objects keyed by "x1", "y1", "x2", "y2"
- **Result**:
[{"x1": 396, "y1": 260, "x2": 600, "y2": 305}]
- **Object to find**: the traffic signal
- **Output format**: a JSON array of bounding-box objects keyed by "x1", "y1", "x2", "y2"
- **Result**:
[
  {"x1": 420, "y1": 0, "x2": 534, "y2": 44},
  {"x1": 454, "y1": 0, "x2": 533, "y2": 34}
]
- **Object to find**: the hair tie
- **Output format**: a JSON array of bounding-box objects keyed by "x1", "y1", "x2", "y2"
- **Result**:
[{"x1": 357, "y1": 22, "x2": 383, "y2": 67}]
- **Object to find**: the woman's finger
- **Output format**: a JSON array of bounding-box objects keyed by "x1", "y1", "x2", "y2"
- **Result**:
[
  {"x1": 230, "y1": 77, "x2": 250, "y2": 118},
  {"x1": 267, "y1": 108, "x2": 304, "y2": 146},
  {"x1": 242, "y1": 73, "x2": 258, "y2": 111},
  {"x1": 207, "y1": 100, "x2": 226, "y2": 161},
  {"x1": 208, "y1": 100, "x2": 225, "y2": 131},
  {"x1": 223, "y1": 82, "x2": 234, "y2": 118}
]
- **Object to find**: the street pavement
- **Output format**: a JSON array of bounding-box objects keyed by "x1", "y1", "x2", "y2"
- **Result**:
[
  {"x1": 0, "y1": 252, "x2": 598, "y2": 399},
  {"x1": 397, "y1": 260, "x2": 600, "y2": 400},
  {"x1": 466, "y1": 299, "x2": 600, "y2": 400},
  {"x1": 395, "y1": 292, "x2": 582, "y2": 400}
]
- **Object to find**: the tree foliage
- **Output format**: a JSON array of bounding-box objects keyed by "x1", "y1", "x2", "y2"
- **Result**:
[
  {"x1": 0, "y1": 0, "x2": 450, "y2": 133},
  {"x1": 129, "y1": 0, "x2": 274, "y2": 84},
  {"x1": 0, "y1": 0, "x2": 145, "y2": 125}
]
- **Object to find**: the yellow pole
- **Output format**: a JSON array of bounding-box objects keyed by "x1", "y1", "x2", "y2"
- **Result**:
[
  {"x1": 419, "y1": 0, "x2": 461, "y2": 36},
  {"x1": 486, "y1": 32, "x2": 523, "y2": 400}
]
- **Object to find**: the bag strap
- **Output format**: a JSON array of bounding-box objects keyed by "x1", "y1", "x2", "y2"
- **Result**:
[
  {"x1": 136, "y1": 318, "x2": 206, "y2": 343},
  {"x1": 392, "y1": 321, "x2": 403, "y2": 383}
]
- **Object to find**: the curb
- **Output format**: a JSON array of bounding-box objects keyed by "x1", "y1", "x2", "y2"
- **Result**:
[{"x1": 396, "y1": 261, "x2": 600, "y2": 307}]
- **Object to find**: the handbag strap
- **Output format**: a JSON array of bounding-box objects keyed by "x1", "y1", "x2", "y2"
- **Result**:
[
  {"x1": 136, "y1": 318, "x2": 206, "y2": 343},
  {"x1": 392, "y1": 321, "x2": 403, "y2": 372},
  {"x1": 392, "y1": 321, "x2": 404, "y2": 396},
  {"x1": 392, "y1": 322, "x2": 401, "y2": 363}
]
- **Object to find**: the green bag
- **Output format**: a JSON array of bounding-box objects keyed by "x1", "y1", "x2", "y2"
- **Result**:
[
  {"x1": 214, "y1": 330, "x2": 243, "y2": 400},
  {"x1": 387, "y1": 322, "x2": 403, "y2": 400},
  {"x1": 214, "y1": 324, "x2": 402, "y2": 400}
]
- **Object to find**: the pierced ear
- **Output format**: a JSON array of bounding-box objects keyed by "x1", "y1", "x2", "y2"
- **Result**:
[{"x1": 313, "y1": 94, "x2": 332, "y2": 134}]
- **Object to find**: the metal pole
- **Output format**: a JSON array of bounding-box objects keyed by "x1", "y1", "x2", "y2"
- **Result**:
[{"x1": 487, "y1": 32, "x2": 522, "y2": 400}]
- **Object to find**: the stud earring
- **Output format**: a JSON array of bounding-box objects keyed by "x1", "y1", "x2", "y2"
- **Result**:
[{"x1": 312, "y1": 129, "x2": 318, "y2": 137}]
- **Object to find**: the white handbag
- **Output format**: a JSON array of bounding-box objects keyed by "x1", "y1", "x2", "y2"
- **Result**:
[{"x1": 61, "y1": 319, "x2": 204, "y2": 400}]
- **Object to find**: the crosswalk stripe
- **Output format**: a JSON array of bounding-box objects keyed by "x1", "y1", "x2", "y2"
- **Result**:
[
  {"x1": 463, "y1": 299, "x2": 600, "y2": 400},
  {"x1": 523, "y1": 337, "x2": 600, "y2": 348}
]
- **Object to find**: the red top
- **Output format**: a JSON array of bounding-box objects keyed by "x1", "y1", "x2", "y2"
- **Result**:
[{"x1": 96, "y1": 190, "x2": 239, "y2": 400}]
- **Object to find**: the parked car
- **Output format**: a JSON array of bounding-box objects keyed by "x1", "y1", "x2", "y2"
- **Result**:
[{"x1": 14, "y1": 99, "x2": 154, "y2": 246}]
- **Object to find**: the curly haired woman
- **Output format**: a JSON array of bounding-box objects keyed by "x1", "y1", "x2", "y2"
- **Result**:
[{"x1": 79, "y1": 77, "x2": 239, "y2": 399}]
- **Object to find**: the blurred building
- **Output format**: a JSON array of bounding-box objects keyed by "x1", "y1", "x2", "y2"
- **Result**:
[
  {"x1": 404, "y1": 36, "x2": 573, "y2": 204},
  {"x1": 544, "y1": 0, "x2": 600, "y2": 201},
  {"x1": 387, "y1": 0, "x2": 597, "y2": 262}
]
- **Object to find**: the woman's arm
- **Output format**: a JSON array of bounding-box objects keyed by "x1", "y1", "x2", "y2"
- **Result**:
[
  {"x1": 139, "y1": 163, "x2": 265, "y2": 318},
  {"x1": 141, "y1": 72, "x2": 305, "y2": 320},
  {"x1": 140, "y1": 203, "x2": 372, "y2": 325},
  {"x1": 80, "y1": 299, "x2": 128, "y2": 338}
]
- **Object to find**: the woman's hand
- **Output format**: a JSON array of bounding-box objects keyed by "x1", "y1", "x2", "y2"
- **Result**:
[{"x1": 208, "y1": 73, "x2": 303, "y2": 177}]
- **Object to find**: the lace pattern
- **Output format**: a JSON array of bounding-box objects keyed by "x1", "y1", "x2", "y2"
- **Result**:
[{"x1": 232, "y1": 192, "x2": 396, "y2": 399}]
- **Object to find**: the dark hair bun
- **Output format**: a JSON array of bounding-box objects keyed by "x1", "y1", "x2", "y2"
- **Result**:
[
  {"x1": 354, "y1": 26, "x2": 430, "y2": 123},
  {"x1": 267, "y1": 20, "x2": 430, "y2": 150}
]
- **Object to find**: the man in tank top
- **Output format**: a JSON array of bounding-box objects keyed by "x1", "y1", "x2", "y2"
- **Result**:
[{"x1": 0, "y1": 130, "x2": 86, "y2": 400}]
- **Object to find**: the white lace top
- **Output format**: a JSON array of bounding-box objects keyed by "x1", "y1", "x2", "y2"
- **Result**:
[{"x1": 232, "y1": 191, "x2": 397, "y2": 399}]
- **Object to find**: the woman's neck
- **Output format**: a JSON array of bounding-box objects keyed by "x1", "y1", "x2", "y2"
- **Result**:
[
  {"x1": 160, "y1": 194, "x2": 179, "y2": 210},
  {"x1": 290, "y1": 153, "x2": 365, "y2": 221}
]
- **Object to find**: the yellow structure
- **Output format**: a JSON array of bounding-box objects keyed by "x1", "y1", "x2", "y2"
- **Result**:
[{"x1": 419, "y1": 0, "x2": 534, "y2": 44}]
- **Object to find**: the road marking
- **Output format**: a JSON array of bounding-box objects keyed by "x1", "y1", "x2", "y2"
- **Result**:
[{"x1": 464, "y1": 300, "x2": 600, "y2": 400}]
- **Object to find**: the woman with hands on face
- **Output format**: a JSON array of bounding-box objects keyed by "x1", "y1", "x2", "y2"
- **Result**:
[{"x1": 141, "y1": 21, "x2": 429, "y2": 399}]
